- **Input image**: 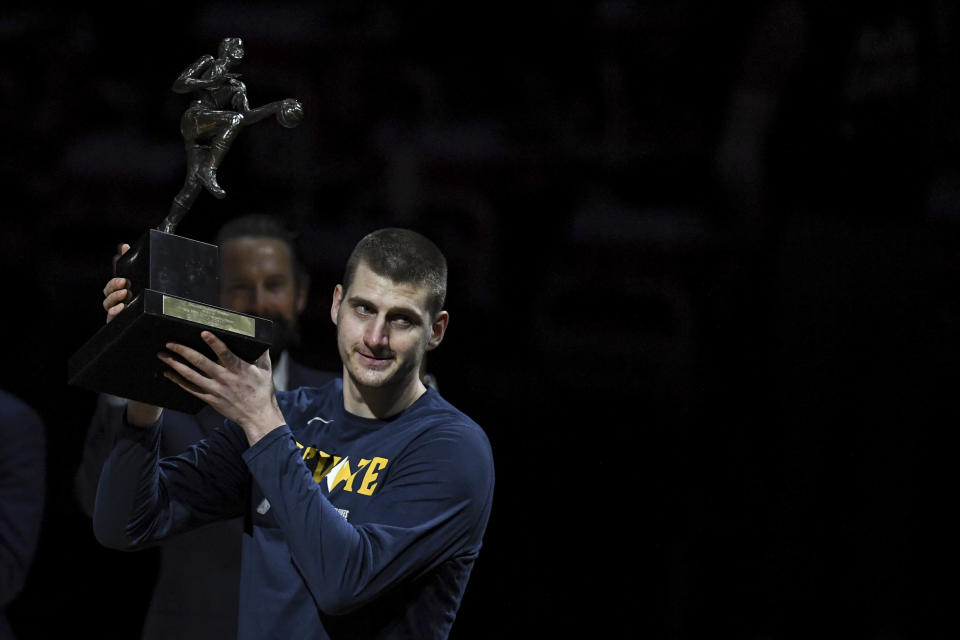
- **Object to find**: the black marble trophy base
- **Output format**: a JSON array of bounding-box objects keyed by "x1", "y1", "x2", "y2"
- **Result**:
[{"x1": 68, "y1": 230, "x2": 273, "y2": 414}]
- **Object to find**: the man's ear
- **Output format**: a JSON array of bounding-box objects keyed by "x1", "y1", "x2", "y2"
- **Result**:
[
  {"x1": 296, "y1": 273, "x2": 310, "y2": 314},
  {"x1": 330, "y1": 284, "x2": 343, "y2": 326},
  {"x1": 426, "y1": 311, "x2": 449, "y2": 351}
]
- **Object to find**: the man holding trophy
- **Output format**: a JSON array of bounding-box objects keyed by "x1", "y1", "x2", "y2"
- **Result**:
[
  {"x1": 73, "y1": 38, "x2": 495, "y2": 639},
  {"x1": 92, "y1": 228, "x2": 494, "y2": 639},
  {"x1": 75, "y1": 214, "x2": 336, "y2": 640}
]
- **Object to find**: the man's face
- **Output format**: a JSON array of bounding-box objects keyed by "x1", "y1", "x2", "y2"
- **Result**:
[
  {"x1": 220, "y1": 236, "x2": 306, "y2": 361},
  {"x1": 331, "y1": 262, "x2": 446, "y2": 392}
]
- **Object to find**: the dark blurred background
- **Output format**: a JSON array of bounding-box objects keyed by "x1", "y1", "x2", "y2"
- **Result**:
[{"x1": 1, "y1": 1, "x2": 957, "y2": 637}]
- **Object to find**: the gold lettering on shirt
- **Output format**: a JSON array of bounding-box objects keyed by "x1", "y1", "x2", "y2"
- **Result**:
[
  {"x1": 294, "y1": 440, "x2": 389, "y2": 495},
  {"x1": 357, "y1": 457, "x2": 388, "y2": 496}
]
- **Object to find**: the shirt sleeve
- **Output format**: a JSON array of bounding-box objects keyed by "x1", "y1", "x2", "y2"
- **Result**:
[
  {"x1": 241, "y1": 421, "x2": 495, "y2": 616},
  {"x1": 74, "y1": 394, "x2": 127, "y2": 518},
  {"x1": 0, "y1": 396, "x2": 46, "y2": 607},
  {"x1": 92, "y1": 410, "x2": 250, "y2": 550}
]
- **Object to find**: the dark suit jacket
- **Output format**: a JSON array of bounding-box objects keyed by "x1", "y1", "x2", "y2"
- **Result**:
[
  {"x1": 0, "y1": 390, "x2": 45, "y2": 640},
  {"x1": 75, "y1": 358, "x2": 337, "y2": 640}
]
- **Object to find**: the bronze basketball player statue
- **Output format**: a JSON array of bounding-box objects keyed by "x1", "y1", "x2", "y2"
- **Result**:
[{"x1": 160, "y1": 37, "x2": 303, "y2": 233}]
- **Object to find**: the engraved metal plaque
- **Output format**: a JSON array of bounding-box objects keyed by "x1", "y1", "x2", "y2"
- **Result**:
[{"x1": 162, "y1": 296, "x2": 256, "y2": 337}]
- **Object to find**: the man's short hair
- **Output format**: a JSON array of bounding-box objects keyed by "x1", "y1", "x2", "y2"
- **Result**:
[
  {"x1": 343, "y1": 228, "x2": 447, "y2": 317},
  {"x1": 215, "y1": 214, "x2": 307, "y2": 287}
]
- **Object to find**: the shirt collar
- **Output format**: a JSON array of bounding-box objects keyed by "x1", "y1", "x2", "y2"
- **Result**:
[{"x1": 273, "y1": 350, "x2": 290, "y2": 391}]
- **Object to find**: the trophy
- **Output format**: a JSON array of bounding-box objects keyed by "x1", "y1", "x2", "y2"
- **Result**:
[{"x1": 68, "y1": 37, "x2": 305, "y2": 413}]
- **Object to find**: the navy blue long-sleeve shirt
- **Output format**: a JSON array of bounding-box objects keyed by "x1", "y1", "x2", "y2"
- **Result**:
[
  {"x1": 94, "y1": 380, "x2": 494, "y2": 639},
  {"x1": 75, "y1": 358, "x2": 335, "y2": 640}
]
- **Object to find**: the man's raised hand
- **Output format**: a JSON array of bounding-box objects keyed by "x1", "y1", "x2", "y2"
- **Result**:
[
  {"x1": 158, "y1": 331, "x2": 285, "y2": 446},
  {"x1": 103, "y1": 243, "x2": 131, "y2": 324}
]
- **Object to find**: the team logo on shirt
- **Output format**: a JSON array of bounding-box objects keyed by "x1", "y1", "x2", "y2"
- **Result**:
[{"x1": 295, "y1": 441, "x2": 389, "y2": 496}]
